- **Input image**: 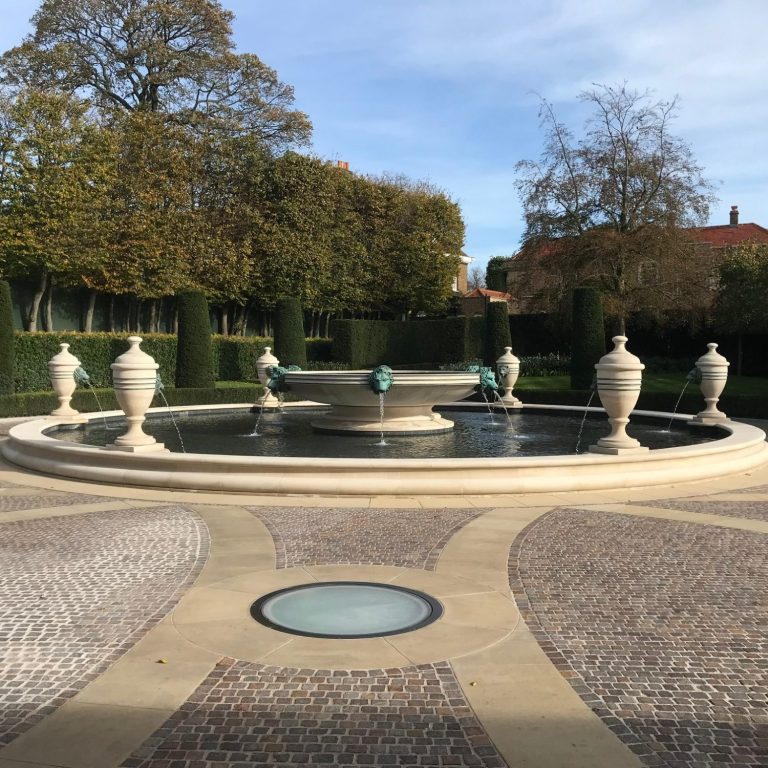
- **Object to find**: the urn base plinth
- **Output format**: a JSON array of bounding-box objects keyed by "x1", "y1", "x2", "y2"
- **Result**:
[
  {"x1": 106, "y1": 441, "x2": 167, "y2": 453},
  {"x1": 588, "y1": 442, "x2": 650, "y2": 455}
]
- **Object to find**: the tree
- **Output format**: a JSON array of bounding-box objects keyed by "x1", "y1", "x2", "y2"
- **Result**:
[
  {"x1": 713, "y1": 243, "x2": 768, "y2": 374},
  {"x1": 483, "y1": 301, "x2": 512, "y2": 367},
  {"x1": 1, "y1": 0, "x2": 311, "y2": 150},
  {"x1": 485, "y1": 256, "x2": 507, "y2": 292},
  {"x1": 515, "y1": 83, "x2": 716, "y2": 332},
  {"x1": 0, "y1": 88, "x2": 115, "y2": 330},
  {"x1": 467, "y1": 266, "x2": 485, "y2": 291}
]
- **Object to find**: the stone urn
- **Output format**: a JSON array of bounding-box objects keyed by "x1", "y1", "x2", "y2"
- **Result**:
[
  {"x1": 255, "y1": 346, "x2": 280, "y2": 408},
  {"x1": 689, "y1": 343, "x2": 730, "y2": 425},
  {"x1": 109, "y1": 336, "x2": 164, "y2": 452},
  {"x1": 496, "y1": 346, "x2": 523, "y2": 408},
  {"x1": 48, "y1": 343, "x2": 82, "y2": 420},
  {"x1": 590, "y1": 336, "x2": 648, "y2": 455}
]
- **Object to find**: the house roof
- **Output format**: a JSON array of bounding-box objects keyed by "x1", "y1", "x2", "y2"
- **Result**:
[
  {"x1": 463, "y1": 288, "x2": 512, "y2": 300},
  {"x1": 687, "y1": 222, "x2": 768, "y2": 247}
]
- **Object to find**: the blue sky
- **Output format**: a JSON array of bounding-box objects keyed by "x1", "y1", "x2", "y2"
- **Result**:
[{"x1": 2, "y1": 1, "x2": 767, "y2": 276}]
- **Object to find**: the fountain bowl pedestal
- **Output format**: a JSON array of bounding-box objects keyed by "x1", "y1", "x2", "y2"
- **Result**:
[{"x1": 283, "y1": 370, "x2": 479, "y2": 434}]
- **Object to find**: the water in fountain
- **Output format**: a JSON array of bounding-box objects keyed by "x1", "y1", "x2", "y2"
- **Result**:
[
  {"x1": 154, "y1": 374, "x2": 186, "y2": 453},
  {"x1": 491, "y1": 390, "x2": 514, "y2": 429},
  {"x1": 665, "y1": 369, "x2": 700, "y2": 431},
  {"x1": 574, "y1": 384, "x2": 598, "y2": 453},
  {"x1": 374, "y1": 392, "x2": 388, "y2": 446},
  {"x1": 73, "y1": 367, "x2": 110, "y2": 434}
]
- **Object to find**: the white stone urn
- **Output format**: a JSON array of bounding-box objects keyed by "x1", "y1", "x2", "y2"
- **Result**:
[
  {"x1": 590, "y1": 336, "x2": 648, "y2": 455},
  {"x1": 690, "y1": 343, "x2": 730, "y2": 424},
  {"x1": 496, "y1": 346, "x2": 523, "y2": 408},
  {"x1": 48, "y1": 343, "x2": 82, "y2": 420},
  {"x1": 109, "y1": 336, "x2": 164, "y2": 452},
  {"x1": 255, "y1": 346, "x2": 279, "y2": 408}
]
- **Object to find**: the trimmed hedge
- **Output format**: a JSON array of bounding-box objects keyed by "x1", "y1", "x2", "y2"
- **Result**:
[
  {"x1": 176, "y1": 292, "x2": 214, "y2": 388},
  {"x1": 0, "y1": 383, "x2": 261, "y2": 419},
  {"x1": 330, "y1": 317, "x2": 485, "y2": 368},
  {"x1": 571, "y1": 287, "x2": 605, "y2": 390},
  {"x1": 0, "y1": 281, "x2": 14, "y2": 395},
  {"x1": 483, "y1": 302, "x2": 512, "y2": 367},
  {"x1": 274, "y1": 298, "x2": 307, "y2": 367},
  {"x1": 10, "y1": 333, "x2": 331, "y2": 393}
]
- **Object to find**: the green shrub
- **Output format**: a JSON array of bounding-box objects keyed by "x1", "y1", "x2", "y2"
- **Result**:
[
  {"x1": 519, "y1": 354, "x2": 571, "y2": 377},
  {"x1": 570, "y1": 287, "x2": 605, "y2": 390},
  {"x1": 273, "y1": 298, "x2": 307, "y2": 367},
  {"x1": 0, "y1": 281, "x2": 14, "y2": 395},
  {"x1": 175, "y1": 292, "x2": 214, "y2": 388},
  {"x1": 483, "y1": 302, "x2": 512, "y2": 367}
]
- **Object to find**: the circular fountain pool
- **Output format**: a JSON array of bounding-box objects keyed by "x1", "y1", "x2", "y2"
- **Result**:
[
  {"x1": 50, "y1": 408, "x2": 717, "y2": 458},
  {"x1": 4, "y1": 403, "x2": 767, "y2": 496}
]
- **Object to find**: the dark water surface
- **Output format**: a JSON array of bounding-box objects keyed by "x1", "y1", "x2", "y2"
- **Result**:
[{"x1": 50, "y1": 408, "x2": 719, "y2": 459}]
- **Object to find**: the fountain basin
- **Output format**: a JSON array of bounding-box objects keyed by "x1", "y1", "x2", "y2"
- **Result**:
[
  {"x1": 3, "y1": 403, "x2": 767, "y2": 496},
  {"x1": 281, "y1": 370, "x2": 479, "y2": 434}
]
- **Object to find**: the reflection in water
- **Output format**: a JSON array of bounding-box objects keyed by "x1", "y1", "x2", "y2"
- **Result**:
[{"x1": 52, "y1": 409, "x2": 719, "y2": 460}]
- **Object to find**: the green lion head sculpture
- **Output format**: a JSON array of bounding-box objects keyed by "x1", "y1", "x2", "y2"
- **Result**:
[{"x1": 368, "y1": 365, "x2": 394, "y2": 394}]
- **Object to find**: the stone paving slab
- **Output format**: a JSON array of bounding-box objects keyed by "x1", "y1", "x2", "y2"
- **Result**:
[
  {"x1": 248, "y1": 506, "x2": 487, "y2": 569},
  {"x1": 0, "y1": 505, "x2": 209, "y2": 746},
  {"x1": 633, "y1": 497, "x2": 768, "y2": 521},
  {"x1": 509, "y1": 508, "x2": 768, "y2": 768},
  {"x1": 120, "y1": 658, "x2": 505, "y2": 768}
]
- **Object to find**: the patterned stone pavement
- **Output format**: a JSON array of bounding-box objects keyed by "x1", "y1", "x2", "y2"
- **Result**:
[
  {"x1": 633, "y1": 498, "x2": 768, "y2": 521},
  {"x1": 121, "y1": 659, "x2": 504, "y2": 768},
  {"x1": 249, "y1": 506, "x2": 485, "y2": 570},
  {"x1": 0, "y1": 490, "x2": 116, "y2": 513},
  {"x1": 510, "y1": 508, "x2": 768, "y2": 768},
  {"x1": 0, "y1": 505, "x2": 208, "y2": 746}
]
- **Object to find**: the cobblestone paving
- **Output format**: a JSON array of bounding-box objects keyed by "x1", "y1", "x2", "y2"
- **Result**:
[
  {"x1": 0, "y1": 490, "x2": 116, "y2": 513},
  {"x1": 122, "y1": 658, "x2": 505, "y2": 768},
  {"x1": 633, "y1": 498, "x2": 768, "y2": 522},
  {"x1": 249, "y1": 506, "x2": 485, "y2": 569},
  {"x1": 0, "y1": 505, "x2": 208, "y2": 746},
  {"x1": 509, "y1": 508, "x2": 768, "y2": 768}
]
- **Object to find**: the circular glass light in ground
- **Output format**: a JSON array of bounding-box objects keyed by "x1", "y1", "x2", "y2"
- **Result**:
[{"x1": 250, "y1": 582, "x2": 443, "y2": 639}]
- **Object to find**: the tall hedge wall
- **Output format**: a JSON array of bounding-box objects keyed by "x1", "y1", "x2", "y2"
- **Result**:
[
  {"x1": 571, "y1": 287, "x2": 606, "y2": 390},
  {"x1": 483, "y1": 303, "x2": 512, "y2": 367},
  {"x1": 0, "y1": 281, "x2": 14, "y2": 395},
  {"x1": 10, "y1": 333, "x2": 331, "y2": 393},
  {"x1": 273, "y1": 298, "x2": 307, "y2": 367},
  {"x1": 175, "y1": 292, "x2": 215, "y2": 388},
  {"x1": 329, "y1": 316, "x2": 485, "y2": 368}
]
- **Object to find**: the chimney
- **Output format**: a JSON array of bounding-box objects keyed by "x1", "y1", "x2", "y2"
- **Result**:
[
  {"x1": 336, "y1": 160, "x2": 350, "y2": 171},
  {"x1": 729, "y1": 205, "x2": 739, "y2": 227}
]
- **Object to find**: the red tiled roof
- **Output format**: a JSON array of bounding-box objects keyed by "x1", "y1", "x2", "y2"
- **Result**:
[
  {"x1": 687, "y1": 223, "x2": 768, "y2": 247},
  {"x1": 463, "y1": 288, "x2": 512, "y2": 299}
]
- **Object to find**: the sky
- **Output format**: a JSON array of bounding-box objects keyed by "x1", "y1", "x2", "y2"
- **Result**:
[{"x1": 1, "y1": 0, "x2": 767, "y2": 276}]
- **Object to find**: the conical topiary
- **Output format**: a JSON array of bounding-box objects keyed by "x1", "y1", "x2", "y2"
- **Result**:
[
  {"x1": 0, "y1": 281, "x2": 14, "y2": 395},
  {"x1": 570, "y1": 287, "x2": 605, "y2": 390},
  {"x1": 483, "y1": 301, "x2": 512, "y2": 367},
  {"x1": 175, "y1": 291, "x2": 215, "y2": 388},
  {"x1": 273, "y1": 298, "x2": 307, "y2": 367}
]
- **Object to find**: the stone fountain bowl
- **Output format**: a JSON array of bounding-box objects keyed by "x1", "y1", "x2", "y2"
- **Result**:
[{"x1": 283, "y1": 370, "x2": 480, "y2": 434}]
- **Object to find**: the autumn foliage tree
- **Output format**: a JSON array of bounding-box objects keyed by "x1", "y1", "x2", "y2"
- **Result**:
[{"x1": 515, "y1": 83, "x2": 716, "y2": 332}]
